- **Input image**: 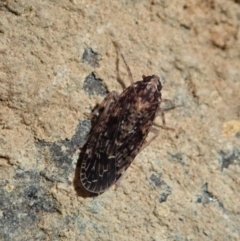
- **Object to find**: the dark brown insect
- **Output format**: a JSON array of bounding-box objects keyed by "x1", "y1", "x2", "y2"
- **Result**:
[{"x1": 80, "y1": 45, "x2": 163, "y2": 194}]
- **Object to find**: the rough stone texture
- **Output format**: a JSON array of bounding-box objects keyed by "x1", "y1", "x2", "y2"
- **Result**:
[{"x1": 0, "y1": 0, "x2": 240, "y2": 240}]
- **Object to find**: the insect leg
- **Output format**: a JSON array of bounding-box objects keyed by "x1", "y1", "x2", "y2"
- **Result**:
[
  {"x1": 161, "y1": 98, "x2": 180, "y2": 111},
  {"x1": 140, "y1": 127, "x2": 159, "y2": 152},
  {"x1": 154, "y1": 107, "x2": 175, "y2": 131},
  {"x1": 85, "y1": 91, "x2": 119, "y2": 119},
  {"x1": 154, "y1": 98, "x2": 182, "y2": 130}
]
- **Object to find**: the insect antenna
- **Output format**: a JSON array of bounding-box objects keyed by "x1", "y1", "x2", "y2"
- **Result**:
[{"x1": 113, "y1": 42, "x2": 134, "y2": 85}]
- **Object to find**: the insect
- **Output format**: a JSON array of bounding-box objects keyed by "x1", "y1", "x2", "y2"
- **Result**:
[{"x1": 80, "y1": 44, "x2": 164, "y2": 194}]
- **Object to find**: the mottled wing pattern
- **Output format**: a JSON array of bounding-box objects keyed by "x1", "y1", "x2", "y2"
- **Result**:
[
  {"x1": 80, "y1": 103, "x2": 121, "y2": 193},
  {"x1": 80, "y1": 75, "x2": 162, "y2": 193},
  {"x1": 114, "y1": 77, "x2": 161, "y2": 174}
]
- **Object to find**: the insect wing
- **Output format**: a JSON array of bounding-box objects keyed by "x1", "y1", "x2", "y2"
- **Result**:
[
  {"x1": 114, "y1": 80, "x2": 160, "y2": 174},
  {"x1": 80, "y1": 103, "x2": 121, "y2": 193}
]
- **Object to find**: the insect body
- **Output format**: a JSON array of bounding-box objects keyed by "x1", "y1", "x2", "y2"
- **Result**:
[{"x1": 80, "y1": 73, "x2": 163, "y2": 193}]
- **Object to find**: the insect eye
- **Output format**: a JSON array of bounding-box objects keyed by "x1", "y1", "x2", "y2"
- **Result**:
[{"x1": 151, "y1": 75, "x2": 162, "y2": 91}]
